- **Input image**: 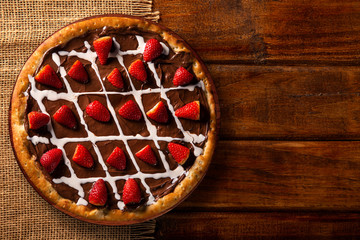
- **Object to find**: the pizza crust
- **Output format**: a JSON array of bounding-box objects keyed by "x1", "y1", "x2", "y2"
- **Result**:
[{"x1": 10, "y1": 15, "x2": 218, "y2": 224}]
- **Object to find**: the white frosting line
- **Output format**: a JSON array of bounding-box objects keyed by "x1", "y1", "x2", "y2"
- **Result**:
[{"x1": 28, "y1": 35, "x2": 206, "y2": 210}]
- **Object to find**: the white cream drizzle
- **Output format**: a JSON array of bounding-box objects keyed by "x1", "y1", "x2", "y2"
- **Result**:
[{"x1": 27, "y1": 35, "x2": 206, "y2": 209}]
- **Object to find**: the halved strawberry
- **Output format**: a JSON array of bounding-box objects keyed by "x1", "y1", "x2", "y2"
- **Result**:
[
  {"x1": 118, "y1": 100, "x2": 142, "y2": 121},
  {"x1": 86, "y1": 100, "x2": 110, "y2": 122},
  {"x1": 106, "y1": 147, "x2": 126, "y2": 170},
  {"x1": 175, "y1": 101, "x2": 200, "y2": 120},
  {"x1": 93, "y1": 36, "x2": 112, "y2": 65},
  {"x1": 173, "y1": 67, "x2": 193, "y2": 86},
  {"x1": 107, "y1": 68, "x2": 124, "y2": 89},
  {"x1": 72, "y1": 144, "x2": 94, "y2": 168},
  {"x1": 122, "y1": 178, "x2": 141, "y2": 205},
  {"x1": 40, "y1": 148, "x2": 63, "y2": 173},
  {"x1": 89, "y1": 179, "x2": 107, "y2": 206},
  {"x1": 168, "y1": 142, "x2": 190, "y2": 165},
  {"x1": 67, "y1": 60, "x2": 88, "y2": 83},
  {"x1": 146, "y1": 101, "x2": 168, "y2": 123},
  {"x1": 128, "y1": 59, "x2": 147, "y2": 82},
  {"x1": 28, "y1": 111, "x2": 50, "y2": 129},
  {"x1": 135, "y1": 145, "x2": 157, "y2": 165},
  {"x1": 53, "y1": 105, "x2": 77, "y2": 129},
  {"x1": 35, "y1": 65, "x2": 63, "y2": 89},
  {"x1": 143, "y1": 38, "x2": 163, "y2": 62}
]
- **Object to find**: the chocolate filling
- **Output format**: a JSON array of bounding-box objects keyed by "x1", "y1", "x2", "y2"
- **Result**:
[{"x1": 25, "y1": 27, "x2": 210, "y2": 210}]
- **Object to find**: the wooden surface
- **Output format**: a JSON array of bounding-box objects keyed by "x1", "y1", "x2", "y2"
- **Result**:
[{"x1": 154, "y1": 0, "x2": 360, "y2": 239}]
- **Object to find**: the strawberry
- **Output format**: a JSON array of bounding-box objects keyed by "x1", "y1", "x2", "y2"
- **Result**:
[
  {"x1": 146, "y1": 101, "x2": 168, "y2": 123},
  {"x1": 40, "y1": 148, "x2": 63, "y2": 173},
  {"x1": 89, "y1": 179, "x2": 108, "y2": 206},
  {"x1": 106, "y1": 147, "x2": 126, "y2": 170},
  {"x1": 168, "y1": 142, "x2": 190, "y2": 165},
  {"x1": 175, "y1": 101, "x2": 200, "y2": 120},
  {"x1": 118, "y1": 100, "x2": 142, "y2": 121},
  {"x1": 28, "y1": 111, "x2": 50, "y2": 129},
  {"x1": 86, "y1": 100, "x2": 110, "y2": 122},
  {"x1": 67, "y1": 60, "x2": 88, "y2": 83},
  {"x1": 135, "y1": 145, "x2": 157, "y2": 165},
  {"x1": 107, "y1": 68, "x2": 124, "y2": 89},
  {"x1": 93, "y1": 36, "x2": 112, "y2": 65},
  {"x1": 143, "y1": 38, "x2": 163, "y2": 62},
  {"x1": 53, "y1": 105, "x2": 77, "y2": 129},
  {"x1": 72, "y1": 144, "x2": 94, "y2": 168},
  {"x1": 35, "y1": 65, "x2": 63, "y2": 89},
  {"x1": 122, "y1": 178, "x2": 141, "y2": 205},
  {"x1": 128, "y1": 59, "x2": 147, "y2": 82},
  {"x1": 173, "y1": 67, "x2": 193, "y2": 86}
]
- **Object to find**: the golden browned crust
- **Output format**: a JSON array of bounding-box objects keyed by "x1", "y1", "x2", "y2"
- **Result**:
[{"x1": 10, "y1": 15, "x2": 218, "y2": 224}]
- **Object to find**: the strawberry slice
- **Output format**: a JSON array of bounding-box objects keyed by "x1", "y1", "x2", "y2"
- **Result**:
[
  {"x1": 86, "y1": 100, "x2": 110, "y2": 122},
  {"x1": 106, "y1": 147, "x2": 126, "y2": 170},
  {"x1": 175, "y1": 101, "x2": 200, "y2": 120},
  {"x1": 89, "y1": 179, "x2": 108, "y2": 206},
  {"x1": 168, "y1": 142, "x2": 190, "y2": 165},
  {"x1": 118, "y1": 100, "x2": 142, "y2": 121},
  {"x1": 135, "y1": 145, "x2": 157, "y2": 165},
  {"x1": 67, "y1": 60, "x2": 88, "y2": 83},
  {"x1": 122, "y1": 178, "x2": 141, "y2": 205},
  {"x1": 173, "y1": 67, "x2": 193, "y2": 86},
  {"x1": 35, "y1": 65, "x2": 63, "y2": 89},
  {"x1": 107, "y1": 68, "x2": 124, "y2": 89},
  {"x1": 146, "y1": 101, "x2": 168, "y2": 123},
  {"x1": 40, "y1": 148, "x2": 63, "y2": 173},
  {"x1": 93, "y1": 36, "x2": 112, "y2": 65},
  {"x1": 128, "y1": 59, "x2": 147, "y2": 82},
  {"x1": 143, "y1": 38, "x2": 163, "y2": 62},
  {"x1": 53, "y1": 105, "x2": 77, "y2": 129},
  {"x1": 28, "y1": 111, "x2": 50, "y2": 129},
  {"x1": 72, "y1": 144, "x2": 94, "y2": 168}
]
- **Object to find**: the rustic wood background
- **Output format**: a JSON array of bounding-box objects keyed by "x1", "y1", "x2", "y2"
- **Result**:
[{"x1": 154, "y1": 0, "x2": 360, "y2": 238}]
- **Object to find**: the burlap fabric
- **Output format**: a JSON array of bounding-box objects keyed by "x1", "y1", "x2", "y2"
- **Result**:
[{"x1": 1, "y1": 1, "x2": 159, "y2": 239}]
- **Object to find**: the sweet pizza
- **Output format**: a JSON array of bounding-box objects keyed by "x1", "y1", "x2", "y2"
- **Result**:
[{"x1": 10, "y1": 15, "x2": 217, "y2": 224}]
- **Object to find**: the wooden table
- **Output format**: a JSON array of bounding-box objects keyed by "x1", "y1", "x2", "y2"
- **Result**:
[{"x1": 153, "y1": 0, "x2": 360, "y2": 238}]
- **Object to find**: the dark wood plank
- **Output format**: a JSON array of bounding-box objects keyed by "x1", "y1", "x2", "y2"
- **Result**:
[
  {"x1": 155, "y1": 0, "x2": 360, "y2": 65},
  {"x1": 211, "y1": 65, "x2": 360, "y2": 140},
  {"x1": 156, "y1": 212, "x2": 360, "y2": 239},
  {"x1": 178, "y1": 141, "x2": 360, "y2": 210}
]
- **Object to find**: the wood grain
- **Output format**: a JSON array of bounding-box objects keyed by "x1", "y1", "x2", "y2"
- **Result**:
[
  {"x1": 178, "y1": 140, "x2": 360, "y2": 210},
  {"x1": 211, "y1": 65, "x2": 360, "y2": 140},
  {"x1": 156, "y1": 212, "x2": 360, "y2": 239},
  {"x1": 155, "y1": 0, "x2": 360, "y2": 65}
]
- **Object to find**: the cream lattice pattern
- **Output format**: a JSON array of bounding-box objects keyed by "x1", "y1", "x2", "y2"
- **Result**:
[{"x1": 27, "y1": 35, "x2": 206, "y2": 209}]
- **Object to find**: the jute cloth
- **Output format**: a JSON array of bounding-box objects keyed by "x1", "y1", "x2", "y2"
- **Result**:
[{"x1": 0, "y1": 1, "x2": 159, "y2": 239}]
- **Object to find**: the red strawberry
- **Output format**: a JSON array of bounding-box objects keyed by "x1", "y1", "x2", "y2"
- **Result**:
[
  {"x1": 89, "y1": 179, "x2": 107, "y2": 206},
  {"x1": 53, "y1": 105, "x2": 77, "y2": 129},
  {"x1": 40, "y1": 148, "x2": 63, "y2": 173},
  {"x1": 175, "y1": 101, "x2": 200, "y2": 120},
  {"x1": 67, "y1": 60, "x2": 88, "y2": 83},
  {"x1": 146, "y1": 101, "x2": 168, "y2": 123},
  {"x1": 168, "y1": 143, "x2": 190, "y2": 165},
  {"x1": 128, "y1": 59, "x2": 147, "y2": 82},
  {"x1": 118, "y1": 100, "x2": 142, "y2": 121},
  {"x1": 93, "y1": 36, "x2": 112, "y2": 65},
  {"x1": 72, "y1": 144, "x2": 94, "y2": 168},
  {"x1": 122, "y1": 178, "x2": 141, "y2": 205},
  {"x1": 107, "y1": 68, "x2": 124, "y2": 89},
  {"x1": 143, "y1": 38, "x2": 163, "y2": 62},
  {"x1": 86, "y1": 100, "x2": 110, "y2": 122},
  {"x1": 35, "y1": 65, "x2": 63, "y2": 89},
  {"x1": 173, "y1": 67, "x2": 193, "y2": 86},
  {"x1": 135, "y1": 145, "x2": 157, "y2": 165},
  {"x1": 28, "y1": 111, "x2": 50, "y2": 129},
  {"x1": 106, "y1": 147, "x2": 126, "y2": 170}
]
